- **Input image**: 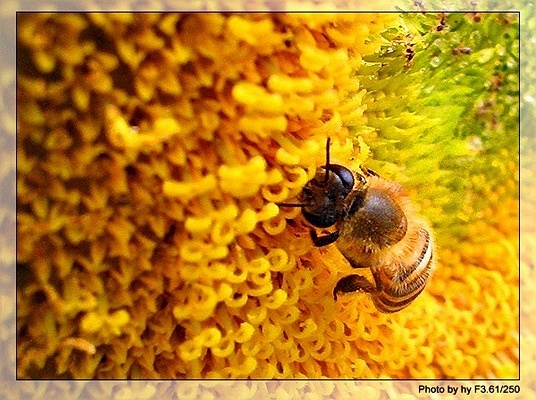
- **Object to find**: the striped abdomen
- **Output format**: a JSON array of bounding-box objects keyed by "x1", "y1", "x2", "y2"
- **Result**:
[
  {"x1": 333, "y1": 228, "x2": 435, "y2": 313},
  {"x1": 371, "y1": 229, "x2": 435, "y2": 313}
]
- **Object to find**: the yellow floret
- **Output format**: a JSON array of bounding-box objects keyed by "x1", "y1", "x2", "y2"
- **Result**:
[{"x1": 217, "y1": 156, "x2": 268, "y2": 198}]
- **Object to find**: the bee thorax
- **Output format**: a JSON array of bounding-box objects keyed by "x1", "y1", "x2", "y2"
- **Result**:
[{"x1": 347, "y1": 188, "x2": 407, "y2": 248}]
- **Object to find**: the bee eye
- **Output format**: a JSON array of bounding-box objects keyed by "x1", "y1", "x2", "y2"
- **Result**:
[
  {"x1": 337, "y1": 168, "x2": 355, "y2": 190},
  {"x1": 324, "y1": 164, "x2": 355, "y2": 191}
]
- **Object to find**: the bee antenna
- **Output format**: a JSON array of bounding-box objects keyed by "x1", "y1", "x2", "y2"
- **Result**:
[
  {"x1": 324, "y1": 137, "x2": 331, "y2": 186},
  {"x1": 277, "y1": 202, "x2": 310, "y2": 208}
]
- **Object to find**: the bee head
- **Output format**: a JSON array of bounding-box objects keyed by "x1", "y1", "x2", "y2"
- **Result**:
[
  {"x1": 299, "y1": 164, "x2": 360, "y2": 228},
  {"x1": 277, "y1": 138, "x2": 366, "y2": 228}
]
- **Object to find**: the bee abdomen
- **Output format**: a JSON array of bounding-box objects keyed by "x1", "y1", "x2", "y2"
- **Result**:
[
  {"x1": 373, "y1": 286, "x2": 426, "y2": 313},
  {"x1": 373, "y1": 229, "x2": 434, "y2": 313}
]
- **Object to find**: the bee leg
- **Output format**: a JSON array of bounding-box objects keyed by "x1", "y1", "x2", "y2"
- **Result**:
[
  {"x1": 310, "y1": 229, "x2": 340, "y2": 247},
  {"x1": 333, "y1": 274, "x2": 378, "y2": 300}
]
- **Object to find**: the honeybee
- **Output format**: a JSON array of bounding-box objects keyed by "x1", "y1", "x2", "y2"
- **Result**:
[{"x1": 279, "y1": 138, "x2": 436, "y2": 313}]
